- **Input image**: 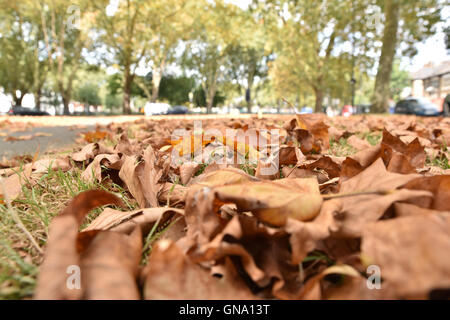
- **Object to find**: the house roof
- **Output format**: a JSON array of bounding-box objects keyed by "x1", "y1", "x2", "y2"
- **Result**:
[{"x1": 410, "y1": 60, "x2": 450, "y2": 80}]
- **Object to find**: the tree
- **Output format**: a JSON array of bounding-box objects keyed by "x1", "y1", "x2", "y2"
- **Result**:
[
  {"x1": 92, "y1": 0, "x2": 149, "y2": 114},
  {"x1": 135, "y1": 0, "x2": 192, "y2": 103},
  {"x1": 257, "y1": 0, "x2": 373, "y2": 112},
  {"x1": 227, "y1": 45, "x2": 270, "y2": 113},
  {"x1": 390, "y1": 60, "x2": 409, "y2": 101},
  {"x1": 226, "y1": 8, "x2": 271, "y2": 113},
  {"x1": 158, "y1": 75, "x2": 196, "y2": 106},
  {"x1": 193, "y1": 87, "x2": 226, "y2": 108},
  {"x1": 29, "y1": 0, "x2": 94, "y2": 115},
  {"x1": 182, "y1": 0, "x2": 243, "y2": 113},
  {"x1": 371, "y1": 0, "x2": 400, "y2": 113},
  {"x1": 94, "y1": 0, "x2": 190, "y2": 114},
  {"x1": 445, "y1": 26, "x2": 450, "y2": 51},
  {"x1": 371, "y1": 0, "x2": 441, "y2": 113},
  {"x1": 74, "y1": 83, "x2": 101, "y2": 114},
  {"x1": 105, "y1": 93, "x2": 122, "y2": 111},
  {"x1": 0, "y1": 1, "x2": 47, "y2": 108}
]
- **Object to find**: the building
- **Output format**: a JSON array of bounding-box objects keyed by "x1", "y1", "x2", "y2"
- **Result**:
[{"x1": 410, "y1": 60, "x2": 450, "y2": 111}]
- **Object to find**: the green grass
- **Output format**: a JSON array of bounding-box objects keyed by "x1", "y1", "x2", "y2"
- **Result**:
[
  {"x1": 0, "y1": 163, "x2": 137, "y2": 300},
  {"x1": 359, "y1": 132, "x2": 382, "y2": 146},
  {"x1": 329, "y1": 138, "x2": 357, "y2": 157},
  {"x1": 194, "y1": 163, "x2": 209, "y2": 177},
  {"x1": 427, "y1": 153, "x2": 450, "y2": 170}
]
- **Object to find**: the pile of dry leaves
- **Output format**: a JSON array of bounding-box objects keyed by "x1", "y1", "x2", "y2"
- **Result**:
[{"x1": 2, "y1": 114, "x2": 450, "y2": 299}]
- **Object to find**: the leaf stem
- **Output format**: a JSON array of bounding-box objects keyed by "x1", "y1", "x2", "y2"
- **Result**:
[{"x1": 322, "y1": 189, "x2": 394, "y2": 200}]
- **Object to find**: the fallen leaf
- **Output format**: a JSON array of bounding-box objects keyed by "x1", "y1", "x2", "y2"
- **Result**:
[
  {"x1": 331, "y1": 158, "x2": 433, "y2": 237},
  {"x1": 79, "y1": 227, "x2": 142, "y2": 299},
  {"x1": 83, "y1": 207, "x2": 184, "y2": 235},
  {"x1": 362, "y1": 213, "x2": 450, "y2": 298},
  {"x1": 82, "y1": 130, "x2": 108, "y2": 143},
  {"x1": 400, "y1": 175, "x2": 450, "y2": 211},
  {"x1": 214, "y1": 177, "x2": 323, "y2": 226},
  {"x1": 141, "y1": 239, "x2": 257, "y2": 299},
  {"x1": 347, "y1": 135, "x2": 371, "y2": 151},
  {"x1": 35, "y1": 190, "x2": 123, "y2": 299}
]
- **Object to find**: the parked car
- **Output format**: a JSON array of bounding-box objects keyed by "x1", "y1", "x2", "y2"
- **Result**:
[
  {"x1": 443, "y1": 94, "x2": 450, "y2": 116},
  {"x1": 167, "y1": 105, "x2": 189, "y2": 115},
  {"x1": 299, "y1": 106, "x2": 313, "y2": 114},
  {"x1": 394, "y1": 98, "x2": 441, "y2": 116},
  {"x1": 144, "y1": 102, "x2": 170, "y2": 116},
  {"x1": 354, "y1": 104, "x2": 371, "y2": 114},
  {"x1": 341, "y1": 105, "x2": 354, "y2": 117},
  {"x1": 8, "y1": 106, "x2": 50, "y2": 116}
]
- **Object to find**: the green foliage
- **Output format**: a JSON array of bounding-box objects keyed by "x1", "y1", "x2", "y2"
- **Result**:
[
  {"x1": 390, "y1": 60, "x2": 410, "y2": 101},
  {"x1": 74, "y1": 83, "x2": 101, "y2": 106},
  {"x1": 0, "y1": 0, "x2": 445, "y2": 114},
  {"x1": 0, "y1": 2, "x2": 47, "y2": 106},
  {"x1": 193, "y1": 87, "x2": 226, "y2": 108},
  {"x1": 105, "y1": 93, "x2": 122, "y2": 110},
  {"x1": 158, "y1": 76, "x2": 196, "y2": 105}
]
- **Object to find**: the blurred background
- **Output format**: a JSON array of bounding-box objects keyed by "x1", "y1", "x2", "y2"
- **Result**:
[{"x1": 0, "y1": 0, "x2": 449, "y2": 116}]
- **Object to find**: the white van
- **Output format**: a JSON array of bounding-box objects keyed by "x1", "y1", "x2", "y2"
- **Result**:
[{"x1": 144, "y1": 102, "x2": 170, "y2": 116}]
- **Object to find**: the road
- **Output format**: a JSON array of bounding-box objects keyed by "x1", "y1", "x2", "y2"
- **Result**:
[{"x1": 0, "y1": 125, "x2": 93, "y2": 159}]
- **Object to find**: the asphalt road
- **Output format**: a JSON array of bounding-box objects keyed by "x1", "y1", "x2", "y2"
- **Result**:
[{"x1": 0, "y1": 125, "x2": 93, "y2": 159}]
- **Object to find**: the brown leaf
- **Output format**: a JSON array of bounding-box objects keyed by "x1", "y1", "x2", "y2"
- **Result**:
[
  {"x1": 340, "y1": 144, "x2": 381, "y2": 182},
  {"x1": 138, "y1": 145, "x2": 171, "y2": 208},
  {"x1": 362, "y1": 213, "x2": 450, "y2": 298},
  {"x1": 189, "y1": 214, "x2": 303, "y2": 298},
  {"x1": 35, "y1": 190, "x2": 122, "y2": 299},
  {"x1": 80, "y1": 227, "x2": 142, "y2": 299},
  {"x1": 158, "y1": 182, "x2": 187, "y2": 205},
  {"x1": 31, "y1": 158, "x2": 71, "y2": 176},
  {"x1": 179, "y1": 161, "x2": 200, "y2": 185},
  {"x1": 81, "y1": 154, "x2": 122, "y2": 182},
  {"x1": 400, "y1": 175, "x2": 450, "y2": 211},
  {"x1": 346, "y1": 135, "x2": 371, "y2": 151},
  {"x1": 214, "y1": 177, "x2": 323, "y2": 226},
  {"x1": 83, "y1": 207, "x2": 184, "y2": 235},
  {"x1": 141, "y1": 239, "x2": 257, "y2": 299},
  {"x1": 72, "y1": 143, "x2": 109, "y2": 162},
  {"x1": 294, "y1": 114, "x2": 330, "y2": 153},
  {"x1": 331, "y1": 158, "x2": 432, "y2": 237},
  {"x1": 191, "y1": 167, "x2": 259, "y2": 187},
  {"x1": 82, "y1": 130, "x2": 108, "y2": 143},
  {"x1": 4, "y1": 134, "x2": 34, "y2": 142},
  {"x1": 381, "y1": 129, "x2": 426, "y2": 173},
  {"x1": 393, "y1": 202, "x2": 445, "y2": 218},
  {"x1": 184, "y1": 184, "x2": 223, "y2": 246},
  {"x1": 118, "y1": 155, "x2": 147, "y2": 208}
]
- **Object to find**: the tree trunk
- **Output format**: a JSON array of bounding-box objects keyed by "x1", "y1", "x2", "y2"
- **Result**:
[
  {"x1": 151, "y1": 69, "x2": 162, "y2": 103},
  {"x1": 372, "y1": 0, "x2": 400, "y2": 113},
  {"x1": 246, "y1": 74, "x2": 254, "y2": 113},
  {"x1": 313, "y1": 87, "x2": 324, "y2": 113},
  {"x1": 246, "y1": 88, "x2": 252, "y2": 114},
  {"x1": 62, "y1": 96, "x2": 70, "y2": 115},
  {"x1": 203, "y1": 81, "x2": 216, "y2": 114},
  {"x1": 34, "y1": 90, "x2": 42, "y2": 111},
  {"x1": 206, "y1": 95, "x2": 214, "y2": 114},
  {"x1": 13, "y1": 93, "x2": 24, "y2": 107},
  {"x1": 123, "y1": 71, "x2": 133, "y2": 115}
]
